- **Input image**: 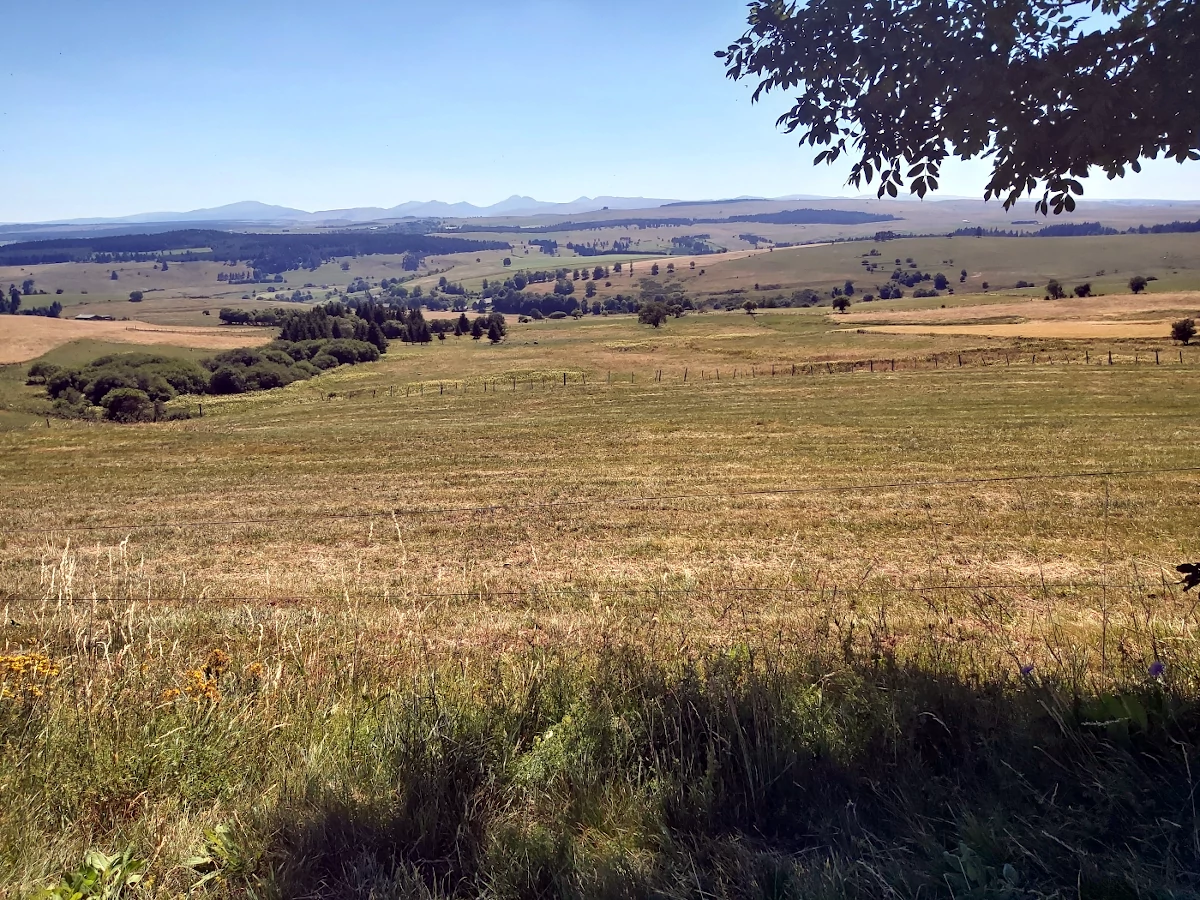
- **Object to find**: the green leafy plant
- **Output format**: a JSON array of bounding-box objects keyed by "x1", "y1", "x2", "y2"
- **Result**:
[
  {"x1": 185, "y1": 823, "x2": 260, "y2": 891},
  {"x1": 943, "y1": 841, "x2": 1023, "y2": 899},
  {"x1": 37, "y1": 848, "x2": 145, "y2": 899}
]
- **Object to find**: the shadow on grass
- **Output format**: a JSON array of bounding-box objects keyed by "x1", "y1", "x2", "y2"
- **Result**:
[{"x1": 257, "y1": 649, "x2": 1200, "y2": 899}]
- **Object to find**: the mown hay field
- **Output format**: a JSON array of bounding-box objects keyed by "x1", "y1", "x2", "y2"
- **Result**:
[
  {"x1": 1, "y1": 302, "x2": 1199, "y2": 897},
  {"x1": 0, "y1": 314, "x2": 270, "y2": 364}
]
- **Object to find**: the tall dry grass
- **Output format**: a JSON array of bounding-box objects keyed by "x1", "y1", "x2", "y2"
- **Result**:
[{"x1": 3, "y1": 537, "x2": 1198, "y2": 898}]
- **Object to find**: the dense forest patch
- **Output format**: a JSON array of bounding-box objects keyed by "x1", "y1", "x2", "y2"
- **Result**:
[{"x1": 0, "y1": 229, "x2": 509, "y2": 273}]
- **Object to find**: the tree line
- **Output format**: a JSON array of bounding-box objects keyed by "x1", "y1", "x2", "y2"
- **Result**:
[
  {"x1": 2, "y1": 279, "x2": 62, "y2": 317},
  {"x1": 0, "y1": 229, "x2": 509, "y2": 273},
  {"x1": 951, "y1": 219, "x2": 1200, "y2": 239},
  {"x1": 451, "y1": 208, "x2": 899, "y2": 235}
]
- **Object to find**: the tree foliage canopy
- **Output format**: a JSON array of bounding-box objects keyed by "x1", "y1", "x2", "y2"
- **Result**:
[{"x1": 720, "y1": 0, "x2": 1200, "y2": 213}]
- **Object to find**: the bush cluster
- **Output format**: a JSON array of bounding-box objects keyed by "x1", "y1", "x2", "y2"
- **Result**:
[
  {"x1": 40, "y1": 339, "x2": 381, "y2": 422},
  {"x1": 46, "y1": 353, "x2": 210, "y2": 420}
]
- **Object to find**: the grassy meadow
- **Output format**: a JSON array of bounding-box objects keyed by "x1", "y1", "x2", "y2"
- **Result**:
[
  {"x1": 2, "y1": 293, "x2": 1200, "y2": 897},
  {"x1": 8, "y1": 218, "x2": 1200, "y2": 337}
]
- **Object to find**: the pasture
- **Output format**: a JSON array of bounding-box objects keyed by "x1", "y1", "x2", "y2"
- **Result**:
[
  {"x1": 6, "y1": 222, "x2": 1200, "y2": 337},
  {"x1": 2, "y1": 288, "x2": 1200, "y2": 896}
]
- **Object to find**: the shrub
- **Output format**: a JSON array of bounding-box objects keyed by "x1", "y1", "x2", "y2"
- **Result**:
[
  {"x1": 322, "y1": 340, "x2": 379, "y2": 365},
  {"x1": 26, "y1": 362, "x2": 62, "y2": 385},
  {"x1": 1130, "y1": 275, "x2": 1148, "y2": 294},
  {"x1": 310, "y1": 353, "x2": 339, "y2": 370},
  {"x1": 209, "y1": 366, "x2": 248, "y2": 395},
  {"x1": 1172, "y1": 318, "x2": 1196, "y2": 345},
  {"x1": 101, "y1": 388, "x2": 154, "y2": 422},
  {"x1": 243, "y1": 364, "x2": 298, "y2": 391},
  {"x1": 84, "y1": 371, "x2": 139, "y2": 405},
  {"x1": 206, "y1": 348, "x2": 266, "y2": 371}
]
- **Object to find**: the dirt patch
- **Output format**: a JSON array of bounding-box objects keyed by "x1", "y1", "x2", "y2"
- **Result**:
[{"x1": 0, "y1": 316, "x2": 271, "y2": 364}]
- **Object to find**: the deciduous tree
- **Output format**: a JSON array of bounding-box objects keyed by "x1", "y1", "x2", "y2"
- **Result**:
[{"x1": 720, "y1": 0, "x2": 1200, "y2": 213}]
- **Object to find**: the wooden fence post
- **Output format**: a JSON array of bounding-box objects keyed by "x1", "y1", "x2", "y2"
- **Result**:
[
  {"x1": 1155, "y1": 350, "x2": 1160, "y2": 365},
  {"x1": 563, "y1": 372, "x2": 567, "y2": 386},
  {"x1": 1085, "y1": 351, "x2": 1089, "y2": 364},
  {"x1": 791, "y1": 363, "x2": 796, "y2": 376},
  {"x1": 683, "y1": 368, "x2": 688, "y2": 382},
  {"x1": 1109, "y1": 351, "x2": 1113, "y2": 365},
  {"x1": 870, "y1": 360, "x2": 874, "y2": 373},
  {"x1": 958, "y1": 354, "x2": 963, "y2": 367},
  {"x1": 891, "y1": 359, "x2": 895, "y2": 371}
]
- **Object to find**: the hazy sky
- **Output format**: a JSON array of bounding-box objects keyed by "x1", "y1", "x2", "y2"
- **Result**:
[{"x1": 2, "y1": 0, "x2": 1198, "y2": 221}]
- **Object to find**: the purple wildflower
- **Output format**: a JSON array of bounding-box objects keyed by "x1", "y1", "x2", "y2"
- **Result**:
[
  {"x1": 1149, "y1": 660, "x2": 1165, "y2": 679},
  {"x1": 1020, "y1": 664, "x2": 1034, "y2": 677}
]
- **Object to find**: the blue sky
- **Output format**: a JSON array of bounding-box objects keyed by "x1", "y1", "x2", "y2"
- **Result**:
[{"x1": 1, "y1": 0, "x2": 1197, "y2": 222}]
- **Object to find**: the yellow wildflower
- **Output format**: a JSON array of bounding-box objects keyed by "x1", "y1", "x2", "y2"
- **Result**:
[
  {"x1": 183, "y1": 668, "x2": 221, "y2": 703},
  {"x1": 0, "y1": 652, "x2": 62, "y2": 703},
  {"x1": 204, "y1": 649, "x2": 230, "y2": 678}
]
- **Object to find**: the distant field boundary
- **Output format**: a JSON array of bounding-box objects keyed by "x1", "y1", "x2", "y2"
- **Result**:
[{"x1": 23, "y1": 463, "x2": 1200, "y2": 536}]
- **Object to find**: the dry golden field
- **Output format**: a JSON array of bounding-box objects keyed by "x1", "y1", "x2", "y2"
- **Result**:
[
  {"x1": 1, "y1": 268, "x2": 1199, "y2": 898},
  {"x1": 0, "y1": 315, "x2": 270, "y2": 364}
]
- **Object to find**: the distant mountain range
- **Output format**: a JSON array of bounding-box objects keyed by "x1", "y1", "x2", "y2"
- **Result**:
[
  {"x1": 7, "y1": 193, "x2": 1199, "y2": 233},
  {"x1": 27, "y1": 196, "x2": 683, "y2": 227}
]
